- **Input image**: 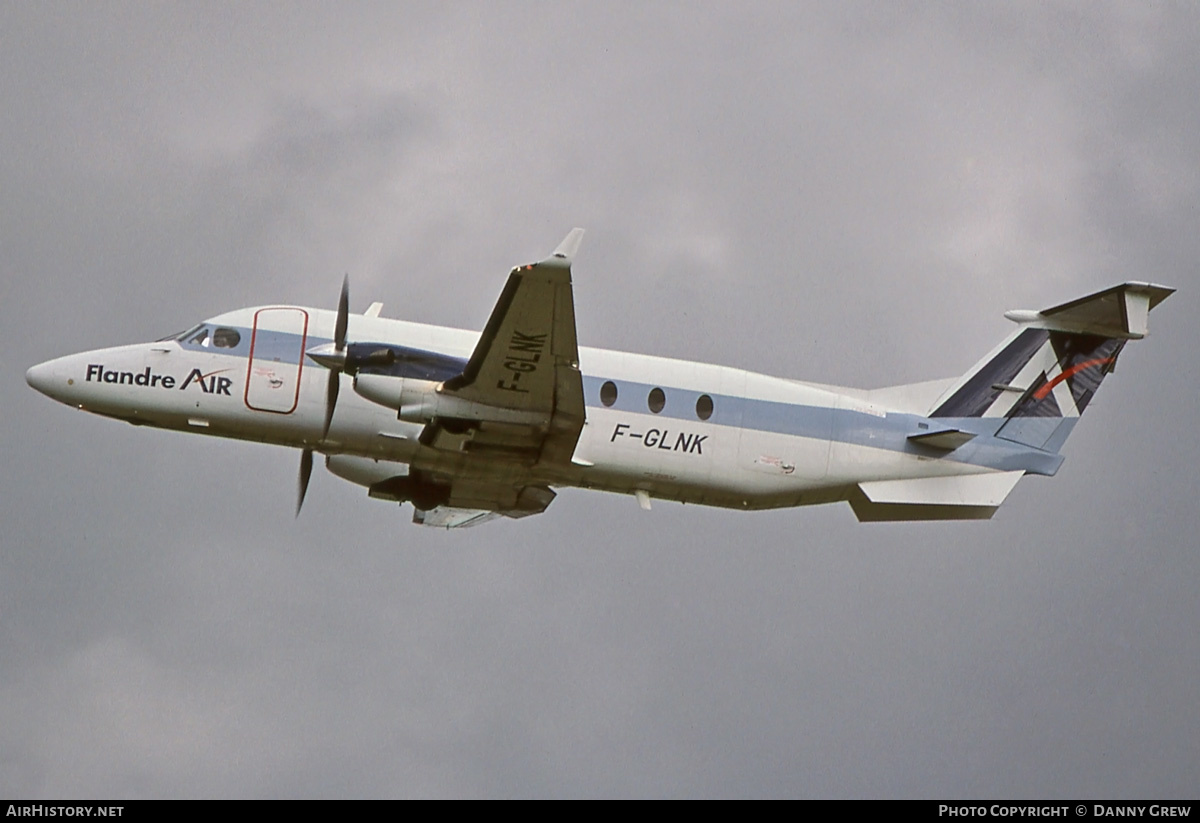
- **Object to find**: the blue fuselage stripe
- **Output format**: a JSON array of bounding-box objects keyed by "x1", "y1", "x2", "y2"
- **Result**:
[{"x1": 180, "y1": 325, "x2": 1066, "y2": 476}]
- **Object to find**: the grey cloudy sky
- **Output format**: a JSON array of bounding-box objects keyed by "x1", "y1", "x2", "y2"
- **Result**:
[{"x1": 2, "y1": 1, "x2": 1198, "y2": 798}]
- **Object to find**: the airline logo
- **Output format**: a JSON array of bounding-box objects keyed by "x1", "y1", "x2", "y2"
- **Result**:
[{"x1": 86, "y1": 365, "x2": 233, "y2": 395}]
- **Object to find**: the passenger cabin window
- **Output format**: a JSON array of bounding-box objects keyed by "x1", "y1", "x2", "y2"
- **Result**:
[
  {"x1": 600, "y1": 380, "x2": 618, "y2": 407},
  {"x1": 696, "y1": 394, "x2": 714, "y2": 421},
  {"x1": 648, "y1": 387, "x2": 666, "y2": 414},
  {"x1": 213, "y1": 328, "x2": 241, "y2": 348}
]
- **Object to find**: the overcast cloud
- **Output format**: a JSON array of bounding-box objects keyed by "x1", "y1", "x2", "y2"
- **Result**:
[{"x1": 2, "y1": 2, "x2": 1198, "y2": 798}]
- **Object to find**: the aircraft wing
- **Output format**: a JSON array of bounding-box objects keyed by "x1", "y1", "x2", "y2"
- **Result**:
[{"x1": 419, "y1": 229, "x2": 587, "y2": 469}]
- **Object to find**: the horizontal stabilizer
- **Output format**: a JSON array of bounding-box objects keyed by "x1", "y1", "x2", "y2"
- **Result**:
[
  {"x1": 850, "y1": 470, "x2": 1024, "y2": 521},
  {"x1": 1005, "y1": 282, "x2": 1174, "y2": 339},
  {"x1": 907, "y1": 427, "x2": 976, "y2": 451},
  {"x1": 931, "y1": 282, "x2": 1173, "y2": 421}
]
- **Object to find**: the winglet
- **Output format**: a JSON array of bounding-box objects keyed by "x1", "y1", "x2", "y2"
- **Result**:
[{"x1": 552, "y1": 228, "x2": 585, "y2": 262}]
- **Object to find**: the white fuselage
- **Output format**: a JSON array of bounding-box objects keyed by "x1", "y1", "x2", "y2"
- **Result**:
[
  {"x1": 25, "y1": 304, "x2": 1007, "y2": 512},
  {"x1": 29, "y1": 277, "x2": 1173, "y2": 524}
]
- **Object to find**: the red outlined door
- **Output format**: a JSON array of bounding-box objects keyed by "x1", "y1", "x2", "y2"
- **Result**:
[{"x1": 245, "y1": 308, "x2": 308, "y2": 414}]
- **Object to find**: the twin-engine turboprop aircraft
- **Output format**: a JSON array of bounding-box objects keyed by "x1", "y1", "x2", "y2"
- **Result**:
[{"x1": 26, "y1": 230, "x2": 1173, "y2": 527}]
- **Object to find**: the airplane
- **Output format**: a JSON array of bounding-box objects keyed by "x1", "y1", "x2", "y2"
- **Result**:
[{"x1": 25, "y1": 229, "x2": 1174, "y2": 527}]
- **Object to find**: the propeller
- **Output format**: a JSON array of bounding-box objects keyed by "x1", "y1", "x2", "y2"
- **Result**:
[
  {"x1": 297, "y1": 276, "x2": 399, "y2": 516},
  {"x1": 297, "y1": 448, "x2": 313, "y2": 517},
  {"x1": 296, "y1": 275, "x2": 349, "y2": 517},
  {"x1": 305, "y1": 275, "x2": 351, "y2": 439},
  {"x1": 326, "y1": 274, "x2": 350, "y2": 437}
]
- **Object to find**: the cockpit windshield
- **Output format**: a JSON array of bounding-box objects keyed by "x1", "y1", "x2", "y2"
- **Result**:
[
  {"x1": 164, "y1": 324, "x2": 243, "y2": 350},
  {"x1": 186, "y1": 326, "x2": 211, "y2": 346},
  {"x1": 155, "y1": 324, "x2": 203, "y2": 343}
]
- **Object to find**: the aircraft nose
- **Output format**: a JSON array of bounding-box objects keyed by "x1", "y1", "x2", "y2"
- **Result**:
[
  {"x1": 26, "y1": 359, "x2": 75, "y2": 404},
  {"x1": 25, "y1": 361, "x2": 54, "y2": 396}
]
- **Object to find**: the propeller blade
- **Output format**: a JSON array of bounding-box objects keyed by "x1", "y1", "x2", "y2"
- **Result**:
[
  {"x1": 323, "y1": 369, "x2": 339, "y2": 439},
  {"x1": 317, "y1": 275, "x2": 350, "y2": 440},
  {"x1": 297, "y1": 448, "x2": 313, "y2": 517},
  {"x1": 335, "y1": 274, "x2": 349, "y2": 352}
]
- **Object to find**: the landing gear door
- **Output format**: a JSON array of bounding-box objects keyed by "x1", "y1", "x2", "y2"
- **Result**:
[{"x1": 245, "y1": 308, "x2": 308, "y2": 414}]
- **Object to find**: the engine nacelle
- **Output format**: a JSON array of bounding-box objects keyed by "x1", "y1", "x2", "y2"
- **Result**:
[
  {"x1": 324, "y1": 454, "x2": 450, "y2": 509},
  {"x1": 325, "y1": 454, "x2": 408, "y2": 488},
  {"x1": 352, "y1": 373, "x2": 437, "y2": 418},
  {"x1": 353, "y1": 373, "x2": 548, "y2": 427}
]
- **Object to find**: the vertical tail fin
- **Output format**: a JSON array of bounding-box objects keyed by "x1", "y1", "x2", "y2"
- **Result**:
[{"x1": 928, "y1": 282, "x2": 1173, "y2": 450}]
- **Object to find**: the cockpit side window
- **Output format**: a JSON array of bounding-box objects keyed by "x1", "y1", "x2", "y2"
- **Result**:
[
  {"x1": 212, "y1": 328, "x2": 241, "y2": 348},
  {"x1": 188, "y1": 327, "x2": 212, "y2": 347}
]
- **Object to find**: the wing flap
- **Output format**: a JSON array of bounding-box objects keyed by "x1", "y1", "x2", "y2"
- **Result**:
[{"x1": 414, "y1": 507, "x2": 502, "y2": 529}]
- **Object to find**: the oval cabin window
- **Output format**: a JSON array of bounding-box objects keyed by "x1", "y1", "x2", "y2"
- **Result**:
[
  {"x1": 600, "y1": 380, "x2": 618, "y2": 407},
  {"x1": 648, "y1": 387, "x2": 666, "y2": 414}
]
